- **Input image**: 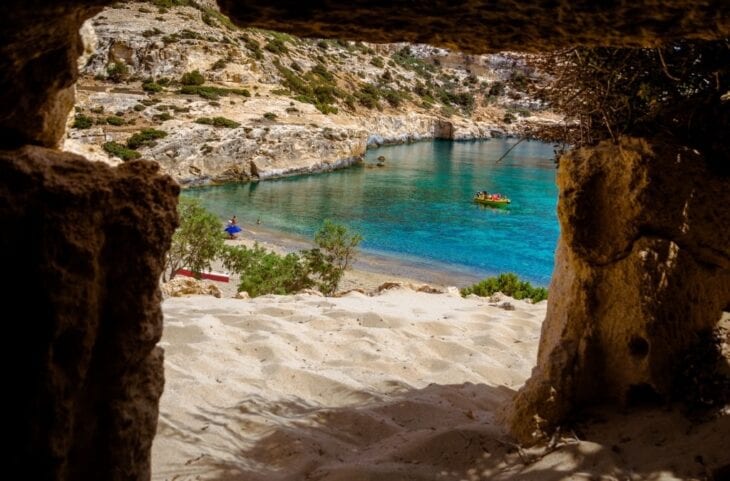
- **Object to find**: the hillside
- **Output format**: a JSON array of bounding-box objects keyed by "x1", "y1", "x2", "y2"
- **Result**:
[{"x1": 65, "y1": 0, "x2": 561, "y2": 185}]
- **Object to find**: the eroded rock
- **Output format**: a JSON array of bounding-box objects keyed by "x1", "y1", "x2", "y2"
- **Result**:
[
  {"x1": 507, "y1": 137, "x2": 730, "y2": 443},
  {"x1": 162, "y1": 277, "x2": 222, "y2": 298},
  {"x1": 217, "y1": 0, "x2": 730, "y2": 52},
  {"x1": 1, "y1": 146, "x2": 178, "y2": 479}
]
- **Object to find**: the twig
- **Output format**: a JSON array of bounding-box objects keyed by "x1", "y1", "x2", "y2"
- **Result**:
[
  {"x1": 495, "y1": 138, "x2": 527, "y2": 164},
  {"x1": 656, "y1": 48, "x2": 680, "y2": 81},
  {"x1": 601, "y1": 109, "x2": 616, "y2": 143},
  {"x1": 496, "y1": 438, "x2": 529, "y2": 464}
]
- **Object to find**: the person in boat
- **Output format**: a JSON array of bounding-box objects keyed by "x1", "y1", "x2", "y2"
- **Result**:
[{"x1": 224, "y1": 215, "x2": 243, "y2": 239}]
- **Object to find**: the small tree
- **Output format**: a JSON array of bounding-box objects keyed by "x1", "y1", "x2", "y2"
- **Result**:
[
  {"x1": 164, "y1": 198, "x2": 224, "y2": 281},
  {"x1": 220, "y1": 244, "x2": 315, "y2": 297},
  {"x1": 305, "y1": 220, "x2": 362, "y2": 295}
]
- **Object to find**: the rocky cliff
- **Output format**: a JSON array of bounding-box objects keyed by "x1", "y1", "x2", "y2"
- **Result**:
[{"x1": 64, "y1": 0, "x2": 560, "y2": 185}]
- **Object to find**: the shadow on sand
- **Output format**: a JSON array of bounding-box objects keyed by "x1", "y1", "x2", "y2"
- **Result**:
[{"x1": 156, "y1": 380, "x2": 729, "y2": 481}]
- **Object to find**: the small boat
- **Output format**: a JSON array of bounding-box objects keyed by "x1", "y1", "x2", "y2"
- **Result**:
[{"x1": 474, "y1": 191, "x2": 511, "y2": 208}]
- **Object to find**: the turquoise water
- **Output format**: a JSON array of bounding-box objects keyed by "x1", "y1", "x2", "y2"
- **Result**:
[{"x1": 183, "y1": 139, "x2": 560, "y2": 286}]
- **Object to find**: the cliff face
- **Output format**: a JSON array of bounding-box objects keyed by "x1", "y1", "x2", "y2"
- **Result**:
[{"x1": 65, "y1": 1, "x2": 559, "y2": 184}]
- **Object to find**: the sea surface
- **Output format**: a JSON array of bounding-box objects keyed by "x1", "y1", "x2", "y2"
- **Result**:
[{"x1": 183, "y1": 139, "x2": 560, "y2": 286}]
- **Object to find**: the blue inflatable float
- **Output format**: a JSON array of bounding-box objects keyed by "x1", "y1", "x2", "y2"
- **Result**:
[{"x1": 224, "y1": 224, "x2": 242, "y2": 236}]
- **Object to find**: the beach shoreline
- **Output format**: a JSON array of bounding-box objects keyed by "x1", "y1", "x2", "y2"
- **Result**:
[{"x1": 221, "y1": 223, "x2": 487, "y2": 296}]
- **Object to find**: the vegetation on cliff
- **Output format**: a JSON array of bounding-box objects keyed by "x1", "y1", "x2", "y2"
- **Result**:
[{"x1": 68, "y1": 0, "x2": 558, "y2": 178}]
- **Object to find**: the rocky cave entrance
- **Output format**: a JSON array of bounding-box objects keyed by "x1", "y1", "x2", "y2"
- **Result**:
[{"x1": 2, "y1": 0, "x2": 728, "y2": 479}]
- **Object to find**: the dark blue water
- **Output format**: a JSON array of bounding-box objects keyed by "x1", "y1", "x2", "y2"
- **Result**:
[{"x1": 183, "y1": 139, "x2": 559, "y2": 286}]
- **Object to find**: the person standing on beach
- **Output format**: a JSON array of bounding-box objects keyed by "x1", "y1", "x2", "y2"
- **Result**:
[{"x1": 224, "y1": 215, "x2": 243, "y2": 239}]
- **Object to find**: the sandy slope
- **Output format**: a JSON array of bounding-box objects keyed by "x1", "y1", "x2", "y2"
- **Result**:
[{"x1": 153, "y1": 290, "x2": 729, "y2": 481}]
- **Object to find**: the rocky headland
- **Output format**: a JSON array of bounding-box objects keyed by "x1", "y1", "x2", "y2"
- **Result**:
[{"x1": 64, "y1": 0, "x2": 561, "y2": 185}]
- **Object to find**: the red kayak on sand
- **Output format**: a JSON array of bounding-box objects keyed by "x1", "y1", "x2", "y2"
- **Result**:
[{"x1": 175, "y1": 269, "x2": 230, "y2": 283}]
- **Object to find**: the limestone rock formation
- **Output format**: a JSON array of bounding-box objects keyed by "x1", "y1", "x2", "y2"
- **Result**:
[
  {"x1": 507, "y1": 137, "x2": 730, "y2": 442},
  {"x1": 65, "y1": 3, "x2": 559, "y2": 184},
  {"x1": 2, "y1": 146, "x2": 178, "y2": 479},
  {"x1": 162, "y1": 277, "x2": 223, "y2": 298}
]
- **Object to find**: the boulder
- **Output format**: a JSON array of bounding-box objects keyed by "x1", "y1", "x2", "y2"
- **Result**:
[{"x1": 162, "y1": 277, "x2": 222, "y2": 298}]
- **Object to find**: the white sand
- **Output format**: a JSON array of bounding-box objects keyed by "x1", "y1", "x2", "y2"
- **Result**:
[{"x1": 153, "y1": 289, "x2": 729, "y2": 481}]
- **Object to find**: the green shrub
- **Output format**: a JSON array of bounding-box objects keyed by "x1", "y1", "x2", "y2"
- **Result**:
[
  {"x1": 180, "y1": 69, "x2": 205, "y2": 86},
  {"x1": 134, "y1": 104, "x2": 146, "y2": 111},
  {"x1": 167, "y1": 31, "x2": 201, "y2": 43},
  {"x1": 263, "y1": 112, "x2": 277, "y2": 121},
  {"x1": 106, "y1": 61, "x2": 129, "y2": 83},
  {"x1": 273, "y1": 61, "x2": 341, "y2": 114},
  {"x1": 220, "y1": 220, "x2": 361, "y2": 297},
  {"x1": 165, "y1": 198, "x2": 225, "y2": 281},
  {"x1": 72, "y1": 114, "x2": 93, "y2": 129},
  {"x1": 153, "y1": 112, "x2": 173, "y2": 122},
  {"x1": 380, "y1": 88, "x2": 409, "y2": 107},
  {"x1": 142, "y1": 27, "x2": 162, "y2": 37},
  {"x1": 503, "y1": 112, "x2": 516, "y2": 124},
  {"x1": 106, "y1": 115, "x2": 125, "y2": 126},
  {"x1": 195, "y1": 116, "x2": 240, "y2": 128},
  {"x1": 142, "y1": 81, "x2": 163, "y2": 92},
  {"x1": 391, "y1": 46, "x2": 435, "y2": 77},
  {"x1": 222, "y1": 244, "x2": 315, "y2": 297},
  {"x1": 355, "y1": 83, "x2": 381, "y2": 109},
  {"x1": 435, "y1": 87, "x2": 475, "y2": 113},
  {"x1": 211, "y1": 58, "x2": 227, "y2": 70},
  {"x1": 200, "y1": 7, "x2": 236, "y2": 30},
  {"x1": 240, "y1": 35, "x2": 264, "y2": 59},
  {"x1": 103, "y1": 141, "x2": 141, "y2": 161},
  {"x1": 310, "y1": 64, "x2": 334, "y2": 81},
  {"x1": 264, "y1": 37, "x2": 289, "y2": 54},
  {"x1": 126, "y1": 128, "x2": 167, "y2": 149},
  {"x1": 460, "y1": 273, "x2": 548, "y2": 303},
  {"x1": 370, "y1": 56, "x2": 384, "y2": 68}
]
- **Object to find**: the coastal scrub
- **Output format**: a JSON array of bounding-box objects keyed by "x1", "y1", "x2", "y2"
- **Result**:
[{"x1": 461, "y1": 273, "x2": 547, "y2": 303}]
